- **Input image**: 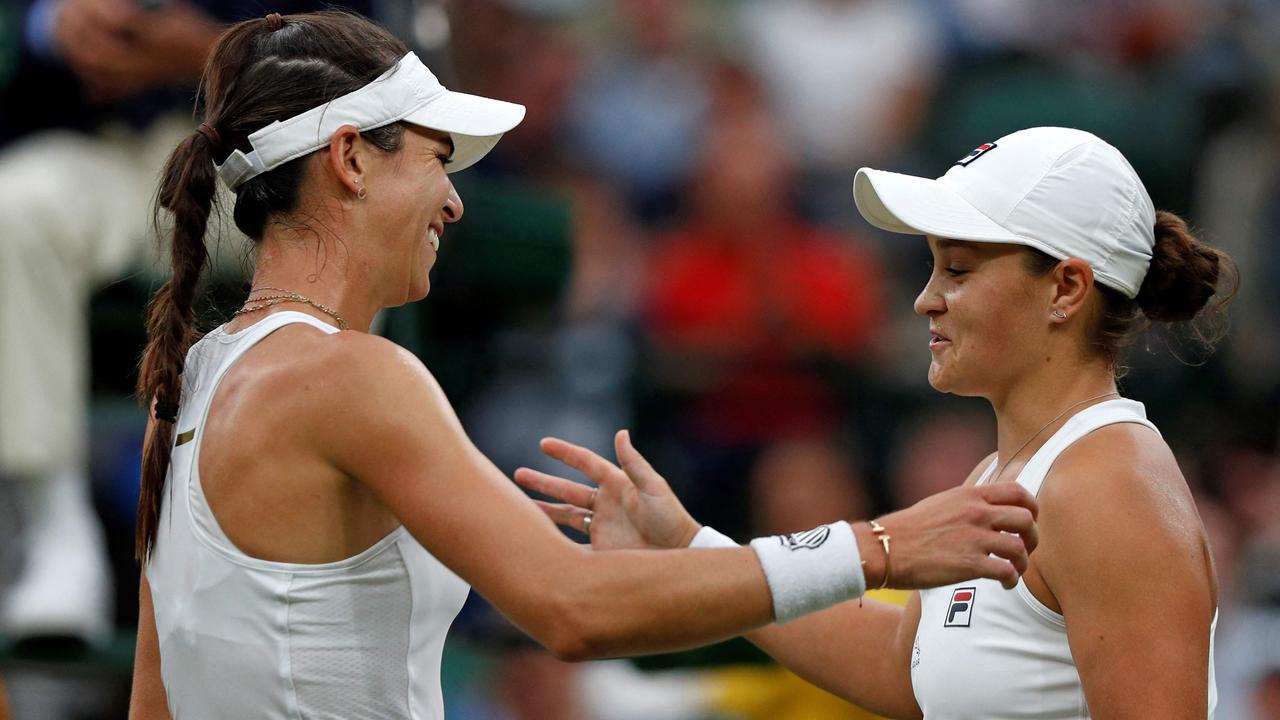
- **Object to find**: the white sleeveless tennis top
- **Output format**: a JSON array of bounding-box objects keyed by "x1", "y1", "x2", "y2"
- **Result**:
[
  {"x1": 146, "y1": 311, "x2": 470, "y2": 719},
  {"x1": 910, "y1": 398, "x2": 1217, "y2": 719}
]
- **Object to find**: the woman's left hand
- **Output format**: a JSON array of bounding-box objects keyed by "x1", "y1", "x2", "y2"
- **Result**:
[{"x1": 514, "y1": 430, "x2": 701, "y2": 551}]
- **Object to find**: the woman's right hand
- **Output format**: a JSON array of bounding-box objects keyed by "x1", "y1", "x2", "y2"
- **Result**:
[{"x1": 514, "y1": 430, "x2": 701, "y2": 551}]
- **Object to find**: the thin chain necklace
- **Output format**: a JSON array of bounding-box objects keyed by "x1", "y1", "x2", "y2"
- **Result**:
[
  {"x1": 234, "y1": 286, "x2": 347, "y2": 330},
  {"x1": 989, "y1": 391, "x2": 1120, "y2": 484}
]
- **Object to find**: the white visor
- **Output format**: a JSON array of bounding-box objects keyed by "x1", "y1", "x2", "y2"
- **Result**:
[{"x1": 215, "y1": 52, "x2": 526, "y2": 190}]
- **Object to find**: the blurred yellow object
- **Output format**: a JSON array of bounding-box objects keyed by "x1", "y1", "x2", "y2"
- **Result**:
[
  {"x1": 709, "y1": 666, "x2": 882, "y2": 720},
  {"x1": 706, "y1": 589, "x2": 911, "y2": 720}
]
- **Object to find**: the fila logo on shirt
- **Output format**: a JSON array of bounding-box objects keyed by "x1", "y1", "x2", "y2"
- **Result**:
[
  {"x1": 945, "y1": 587, "x2": 976, "y2": 627},
  {"x1": 954, "y1": 142, "x2": 997, "y2": 167},
  {"x1": 779, "y1": 527, "x2": 830, "y2": 551}
]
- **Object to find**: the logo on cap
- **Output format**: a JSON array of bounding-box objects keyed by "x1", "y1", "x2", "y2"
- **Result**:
[
  {"x1": 779, "y1": 527, "x2": 830, "y2": 551},
  {"x1": 944, "y1": 587, "x2": 976, "y2": 627},
  {"x1": 954, "y1": 142, "x2": 997, "y2": 167}
]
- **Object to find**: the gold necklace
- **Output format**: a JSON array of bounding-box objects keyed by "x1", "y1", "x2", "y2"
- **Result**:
[
  {"x1": 989, "y1": 391, "x2": 1120, "y2": 484},
  {"x1": 234, "y1": 287, "x2": 347, "y2": 330}
]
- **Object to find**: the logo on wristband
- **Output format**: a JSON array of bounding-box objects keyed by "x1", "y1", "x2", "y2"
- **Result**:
[
  {"x1": 779, "y1": 526, "x2": 830, "y2": 551},
  {"x1": 945, "y1": 587, "x2": 976, "y2": 627}
]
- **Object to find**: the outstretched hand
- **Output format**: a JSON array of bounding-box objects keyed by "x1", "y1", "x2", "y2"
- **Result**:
[
  {"x1": 514, "y1": 430, "x2": 700, "y2": 551},
  {"x1": 518, "y1": 430, "x2": 1041, "y2": 592}
]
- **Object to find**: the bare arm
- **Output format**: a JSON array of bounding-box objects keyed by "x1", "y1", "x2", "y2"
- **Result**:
[
  {"x1": 324, "y1": 335, "x2": 776, "y2": 660},
  {"x1": 128, "y1": 575, "x2": 171, "y2": 720},
  {"x1": 1037, "y1": 425, "x2": 1217, "y2": 718},
  {"x1": 739, "y1": 595, "x2": 922, "y2": 718}
]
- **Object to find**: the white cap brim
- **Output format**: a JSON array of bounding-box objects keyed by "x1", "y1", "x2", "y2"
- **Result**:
[
  {"x1": 853, "y1": 168, "x2": 1022, "y2": 244},
  {"x1": 405, "y1": 89, "x2": 526, "y2": 173},
  {"x1": 216, "y1": 52, "x2": 526, "y2": 189}
]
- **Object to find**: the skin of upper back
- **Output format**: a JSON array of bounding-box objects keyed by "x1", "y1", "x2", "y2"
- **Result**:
[{"x1": 199, "y1": 323, "x2": 401, "y2": 564}]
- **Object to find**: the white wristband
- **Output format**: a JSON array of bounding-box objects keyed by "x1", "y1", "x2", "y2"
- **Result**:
[
  {"x1": 748, "y1": 521, "x2": 866, "y2": 624},
  {"x1": 688, "y1": 525, "x2": 738, "y2": 549}
]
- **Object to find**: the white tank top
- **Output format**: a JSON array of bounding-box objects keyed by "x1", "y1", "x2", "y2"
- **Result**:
[
  {"x1": 145, "y1": 312, "x2": 470, "y2": 719},
  {"x1": 910, "y1": 398, "x2": 1217, "y2": 719}
]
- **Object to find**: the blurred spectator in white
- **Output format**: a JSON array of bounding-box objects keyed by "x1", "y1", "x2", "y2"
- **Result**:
[
  {"x1": 1215, "y1": 599, "x2": 1280, "y2": 719},
  {"x1": 735, "y1": 0, "x2": 942, "y2": 222},
  {"x1": 566, "y1": 0, "x2": 712, "y2": 221},
  {"x1": 930, "y1": 0, "x2": 1080, "y2": 58}
]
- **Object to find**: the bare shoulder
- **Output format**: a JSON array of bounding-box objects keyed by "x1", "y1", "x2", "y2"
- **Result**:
[
  {"x1": 252, "y1": 328, "x2": 435, "y2": 399},
  {"x1": 1036, "y1": 422, "x2": 1211, "y2": 591},
  {"x1": 313, "y1": 331, "x2": 437, "y2": 394},
  {"x1": 1040, "y1": 422, "x2": 1196, "y2": 530},
  {"x1": 245, "y1": 327, "x2": 451, "y2": 440}
]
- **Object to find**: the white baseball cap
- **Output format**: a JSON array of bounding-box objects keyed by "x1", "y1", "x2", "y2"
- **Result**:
[
  {"x1": 216, "y1": 52, "x2": 525, "y2": 190},
  {"x1": 853, "y1": 127, "x2": 1156, "y2": 298}
]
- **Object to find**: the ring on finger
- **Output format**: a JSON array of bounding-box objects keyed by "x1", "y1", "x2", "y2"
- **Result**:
[{"x1": 583, "y1": 512, "x2": 594, "y2": 535}]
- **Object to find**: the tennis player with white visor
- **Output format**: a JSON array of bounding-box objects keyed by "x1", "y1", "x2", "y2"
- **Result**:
[
  {"x1": 522, "y1": 126, "x2": 1230, "y2": 719},
  {"x1": 127, "y1": 12, "x2": 1042, "y2": 719}
]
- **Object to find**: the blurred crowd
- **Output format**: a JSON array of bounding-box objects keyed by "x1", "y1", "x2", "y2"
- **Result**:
[{"x1": 1, "y1": 0, "x2": 1279, "y2": 718}]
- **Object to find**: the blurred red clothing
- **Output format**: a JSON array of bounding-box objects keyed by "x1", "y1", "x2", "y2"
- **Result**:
[{"x1": 644, "y1": 218, "x2": 883, "y2": 442}]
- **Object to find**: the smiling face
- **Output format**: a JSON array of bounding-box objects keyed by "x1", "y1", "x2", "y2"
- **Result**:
[
  {"x1": 913, "y1": 237, "x2": 1056, "y2": 398},
  {"x1": 362, "y1": 125, "x2": 462, "y2": 304}
]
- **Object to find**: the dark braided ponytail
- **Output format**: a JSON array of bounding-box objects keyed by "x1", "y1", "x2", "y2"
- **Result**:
[{"x1": 135, "y1": 127, "x2": 216, "y2": 560}]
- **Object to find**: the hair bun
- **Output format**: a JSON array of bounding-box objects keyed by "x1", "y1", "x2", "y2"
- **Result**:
[{"x1": 1135, "y1": 211, "x2": 1222, "y2": 322}]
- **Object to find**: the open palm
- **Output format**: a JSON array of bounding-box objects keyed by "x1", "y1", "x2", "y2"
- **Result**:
[{"x1": 514, "y1": 430, "x2": 701, "y2": 551}]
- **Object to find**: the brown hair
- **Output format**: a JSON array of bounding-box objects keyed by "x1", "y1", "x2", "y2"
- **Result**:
[
  {"x1": 135, "y1": 11, "x2": 410, "y2": 560},
  {"x1": 1024, "y1": 210, "x2": 1238, "y2": 373}
]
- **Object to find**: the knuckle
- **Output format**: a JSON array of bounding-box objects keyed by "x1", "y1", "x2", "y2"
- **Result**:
[
  {"x1": 971, "y1": 503, "x2": 994, "y2": 526},
  {"x1": 966, "y1": 551, "x2": 983, "y2": 571}
]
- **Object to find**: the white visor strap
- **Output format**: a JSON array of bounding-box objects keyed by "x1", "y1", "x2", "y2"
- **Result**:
[{"x1": 215, "y1": 52, "x2": 445, "y2": 190}]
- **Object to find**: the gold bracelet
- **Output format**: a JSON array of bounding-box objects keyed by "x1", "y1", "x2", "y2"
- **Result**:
[
  {"x1": 869, "y1": 519, "x2": 891, "y2": 590},
  {"x1": 859, "y1": 519, "x2": 892, "y2": 606}
]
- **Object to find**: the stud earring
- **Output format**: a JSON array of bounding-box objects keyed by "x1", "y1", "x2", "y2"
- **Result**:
[
  {"x1": 356, "y1": 184, "x2": 367, "y2": 200},
  {"x1": 1051, "y1": 309, "x2": 1067, "y2": 319}
]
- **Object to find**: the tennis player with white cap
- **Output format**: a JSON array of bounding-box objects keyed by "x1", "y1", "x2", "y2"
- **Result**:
[
  {"x1": 126, "y1": 12, "x2": 1042, "y2": 719},
  {"x1": 522, "y1": 126, "x2": 1233, "y2": 718}
]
